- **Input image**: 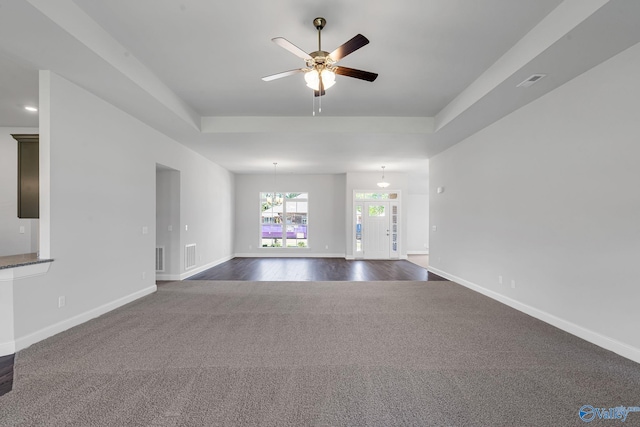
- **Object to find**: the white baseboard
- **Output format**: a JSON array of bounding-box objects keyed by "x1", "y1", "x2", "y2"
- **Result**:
[
  {"x1": 407, "y1": 250, "x2": 429, "y2": 255},
  {"x1": 428, "y1": 266, "x2": 640, "y2": 365},
  {"x1": 180, "y1": 255, "x2": 234, "y2": 280},
  {"x1": 14, "y1": 284, "x2": 157, "y2": 353},
  {"x1": 155, "y1": 255, "x2": 234, "y2": 281},
  {"x1": 233, "y1": 252, "x2": 346, "y2": 259}
]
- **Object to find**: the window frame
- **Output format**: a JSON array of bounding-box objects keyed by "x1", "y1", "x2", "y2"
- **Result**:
[{"x1": 259, "y1": 192, "x2": 309, "y2": 249}]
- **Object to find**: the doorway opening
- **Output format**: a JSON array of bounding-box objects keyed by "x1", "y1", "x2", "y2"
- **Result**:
[{"x1": 156, "y1": 164, "x2": 180, "y2": 280}]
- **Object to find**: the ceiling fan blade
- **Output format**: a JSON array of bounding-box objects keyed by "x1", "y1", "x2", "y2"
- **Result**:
[
  {"x1": 272, "y1": 37, "x2": 312, "y2": 60},
  {"x1": 335, "y1": 66, "x2": 378, "y2": 82},
  {"x1": 329, "y1": 34, "x2": 369, "y2": 61},
  {"x1": 262, "y1": 69, "x2": 305, "y2": 82}
]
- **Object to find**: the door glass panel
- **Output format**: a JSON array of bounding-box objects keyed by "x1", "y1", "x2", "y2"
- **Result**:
[
  {"x1": 355, "y1": 205, "x2": 363, "y2": 252},
  {"x1": 368, "y1": 205, "x2": 385, "y2": 216}
]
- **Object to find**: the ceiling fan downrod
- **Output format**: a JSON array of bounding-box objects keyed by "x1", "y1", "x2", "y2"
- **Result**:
[{"x1": 313, "y1": 17, "x2": 326, "y2": 52}]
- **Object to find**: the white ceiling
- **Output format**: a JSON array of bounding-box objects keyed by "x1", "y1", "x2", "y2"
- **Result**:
[{"x1": 1, "y1": 0, "x2": 639, "y2": 188}]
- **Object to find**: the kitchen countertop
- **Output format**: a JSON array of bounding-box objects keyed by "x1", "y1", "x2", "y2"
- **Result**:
[{"x1": 0, "y1": 253, "x2": 53, "y2": 270}]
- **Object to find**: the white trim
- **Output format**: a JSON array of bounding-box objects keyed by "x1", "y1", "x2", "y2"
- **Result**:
[
  {"x1": 352, "y1": 189, "x2": 403, "y2": 261},
  {"x1": 0, "y1": 281, "x2": 15, "y2": 356},
  {"x1": 175, "y1": 255, "x2": 234, "y2": 280},
  {"x1": 13, "y1": 284, "x2": 157, "y2": 353},
  {"x1": 428, "y1": 266, "x2": 640, "y2": 365},
  {"x1": 234, "y1": 252, "x2": 345, "y2": 259},
  {"x1": 407, "y1": 250, "x2": 429, "y2": 255}
]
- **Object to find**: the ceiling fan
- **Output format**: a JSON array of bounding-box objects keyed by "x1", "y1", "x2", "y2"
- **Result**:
[{"x1": 262, "y1": 17, "x2": 378, "y2": 97}]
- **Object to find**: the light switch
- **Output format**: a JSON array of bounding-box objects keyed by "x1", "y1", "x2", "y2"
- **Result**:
[
  {"x1": 19, "y1": 226, "x2": 25, "y2": 234},
  {"x1": 142, "y1": 226, "x2": 148, "y2": 235},
  {"x1": 185, "y1": 225, "x2": 188, "y2": 231},
  {"x1": 168, "y1": 225, "x2": 173, "y2": 232},
  {"x1": 432, "y1": 225, "x2": 437, "y2": 232}
]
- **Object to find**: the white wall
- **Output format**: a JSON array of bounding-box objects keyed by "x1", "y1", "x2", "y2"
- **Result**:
[
  {"x1": 0, "y1": 128, "x2": 39, "y2": 257},
  {"x1": 11, "y1": 72, "x2": 234, "y2": 349},
  {"x1": 406, "y1": 194, "x2": 429, "y2": 254},
  {"x1": 234, "y1": 174, "x2": 345, "y2": 257},
  {"x1": 429, "y1": 42, "x2": 640, "y2": 362}
]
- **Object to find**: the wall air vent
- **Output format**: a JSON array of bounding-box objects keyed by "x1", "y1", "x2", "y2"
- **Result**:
[
  {"x1": 185, "y1": 244, "x2": 196, "y2": 270},
  {"x1": 516, "y1": 74, "x2": 546, "y2": 88},
  {"x1": 155, "y1": 247, "x2": 165, "y2": 272}
]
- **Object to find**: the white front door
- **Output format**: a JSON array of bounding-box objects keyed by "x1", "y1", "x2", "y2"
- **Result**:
[{"x1": 364, "y1": 201, "x2": 390, "y2": 259}]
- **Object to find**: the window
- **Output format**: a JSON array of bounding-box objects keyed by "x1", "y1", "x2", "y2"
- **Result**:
[
  {"x1": 260, "y1": 192, "x2": 308, "y2": 248},
  {"x1": 355, "y1": 192, "x2": 398, "y2": 200}
]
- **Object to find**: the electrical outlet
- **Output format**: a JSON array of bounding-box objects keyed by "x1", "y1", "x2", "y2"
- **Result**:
[
  {"x1": 249, "y1": 245, "x2": 252, "y2": 250},
  {"x1": 498, "y1": 275, "x2": 503, "y2": 284},
  {"x1": 142, "y1": 271, "x2": 146, "y2": 280},
  {"x1": 58, "y1": 296, "x2": 65, "y2": 308},
  {"x1": 325, "y1": 245, "x2": 329, "y2": 249},
  {"x1": 432, "y1": 225, "x2": 437, "y2": 232},
  {"x1": 168, "y1": 225, "x2": 173, "y2": 232},
  {"x1": 511, "y1": 280, "x2": 516, "y2": 289}
]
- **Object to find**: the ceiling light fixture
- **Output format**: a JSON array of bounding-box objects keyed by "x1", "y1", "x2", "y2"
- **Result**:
[
  {"x1": 304, "y1": 68, "x2": 336, "y2": 91},
  {"x1": 269, "y1": 162, "x2": 283, "y2": 206},
  {"x1": 24, "y1": 106, "x2": 38, "y2": 112},
  {"x1": 262, "y1": 16, "x2": 377, "y2": 99},
  {"x1": 377, "y1": 166, "x2": 390, "y2": 188}
]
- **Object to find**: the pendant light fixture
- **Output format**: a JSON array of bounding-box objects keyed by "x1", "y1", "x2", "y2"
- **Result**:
[
  {"x1": 271, "y1": 162, "x2": 283, "y2": 205},
  {"x1": 377, "y1": 166, "x2": 390, "y2": 188}
]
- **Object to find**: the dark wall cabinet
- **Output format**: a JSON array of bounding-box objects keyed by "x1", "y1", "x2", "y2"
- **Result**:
[{"x1": 11, "y1": 134, "x2": 39, "y2": 219}]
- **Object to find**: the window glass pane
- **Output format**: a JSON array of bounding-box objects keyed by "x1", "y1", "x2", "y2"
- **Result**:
[
  {"x1": 357, "y1": 192, "x2": 390, "y2": 200},
  {"x1": 260, "y1": 191, "x2": 307, "y2": 248},
  {"x1": 369, "y1": 205, "x2": 385, "y2": 216},
  {"x1": 355, "y1": 205, "x2": 362, "y2": 252}
]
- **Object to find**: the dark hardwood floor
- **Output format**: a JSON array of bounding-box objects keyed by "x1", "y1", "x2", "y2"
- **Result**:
[{"x1": 186, "y1": 257, "x2": 446, "y2": 281}]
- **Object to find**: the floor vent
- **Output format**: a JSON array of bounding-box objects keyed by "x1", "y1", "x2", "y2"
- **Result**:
[
  {"x1": 185, "y1": 244, "x2": 196, "y2": 270},
  {"x1": 155, "y1": 247, "x2": 165, "y2": 272}
]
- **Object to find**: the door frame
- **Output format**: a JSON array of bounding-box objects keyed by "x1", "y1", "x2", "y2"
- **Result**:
[{"x1": 352, "y1": 190, "x2": 401, "y2": 260}]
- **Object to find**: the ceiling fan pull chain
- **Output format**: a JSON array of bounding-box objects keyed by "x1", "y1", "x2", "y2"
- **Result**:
[
  {"x1": 319, "y1": 91, "x2": 322, "y2": 113},
  {"x1": 312, "y1": 90, "x2": 315, "y2": 116}
]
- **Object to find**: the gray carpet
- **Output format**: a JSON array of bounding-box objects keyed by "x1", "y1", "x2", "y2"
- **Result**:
[{"x1": 1, "y1": 280, "x2": 639, "y2": 426}]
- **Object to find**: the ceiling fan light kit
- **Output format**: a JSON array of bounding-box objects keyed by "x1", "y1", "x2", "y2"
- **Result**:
[
  {"x1": 262, "y1": 17, "x2": 378, "y2": 103},
  {"x1": 305, "y1": 68, "x2": 335, "y2": 91}
]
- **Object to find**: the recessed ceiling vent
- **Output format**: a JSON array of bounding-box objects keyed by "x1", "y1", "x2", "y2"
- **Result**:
[{"x1": 517, "y1": 74, "x2": 546, "y2": 88}]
